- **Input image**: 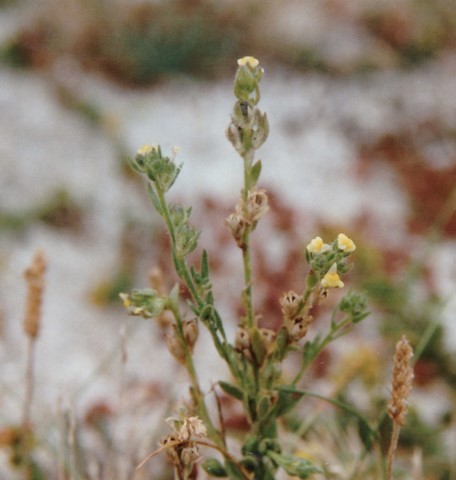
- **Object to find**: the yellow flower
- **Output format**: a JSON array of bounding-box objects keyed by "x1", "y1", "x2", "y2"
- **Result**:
[
  {"x1": 119, "y1": 293, "x2": 131, "y2": 308},
  {"x1": 137, "y1": 144, "x2": 155, "y2": 156},
  {"x1": 321, "y1": 263, "x2": 344, "y2": 289},
  {"x1": 306, "y1": 236, "x2": 330, "y2": 254},
  {"x1": 237, "y1": 56, "x2": 259, "y2": 68},
  {"x1": 337, "y1": 233, "x2": 356, "y2": 252}
]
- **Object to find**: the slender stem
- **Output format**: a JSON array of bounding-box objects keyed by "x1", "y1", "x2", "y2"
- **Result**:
[
  {"x1": 23, "y1": 337, "x2": 35, "y2": 428},
  {"x1": 241, "y1": 152, "x2": 255, "y2": 328},
  {"x1": 279, "y1": 387, "x2": 368, "y2": 424},
  {"x1": 172, "y1": 306, "x2": 220, "y2": 445},
  {"x1": 241, "y1": 232, "x2": 254, "y2": 328},
  {"x1": 386, "y1": 421, "x2": 401, "y2": 480},
  {"x1": 153, "y1": 182, "x2": 243, "y2": 388},
  {"x1": 291, "y1": 317, "x2": 352, "y2": 386}
]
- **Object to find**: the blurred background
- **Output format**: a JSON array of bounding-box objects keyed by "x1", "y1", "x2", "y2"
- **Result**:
[{"x1": 0, "y1": 0, "x2": 455, "y2": 478}]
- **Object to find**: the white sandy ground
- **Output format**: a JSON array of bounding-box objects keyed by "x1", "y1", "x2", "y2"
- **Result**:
[{"x1": 1, "y1": 52, "x2": 456, "y2": 474}]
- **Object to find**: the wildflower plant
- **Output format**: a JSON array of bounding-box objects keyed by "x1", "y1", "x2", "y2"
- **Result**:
[{"x1": 122, "y1": 57, "x2": 409, "y2": 479}]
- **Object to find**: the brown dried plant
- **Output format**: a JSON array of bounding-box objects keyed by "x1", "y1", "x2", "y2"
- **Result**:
[
  {"x1": 387, "y1": 335, "x2": 414, "y2": 480},
  {"x1": 23, "y1": 249, "x2": 47, "y2": 427}
]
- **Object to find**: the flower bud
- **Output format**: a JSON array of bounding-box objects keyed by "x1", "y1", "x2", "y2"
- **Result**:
[{"x1": 234, "y1": 57, "x2": 262, "y2": 104}]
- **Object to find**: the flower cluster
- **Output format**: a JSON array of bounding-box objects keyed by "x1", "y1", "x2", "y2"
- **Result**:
[
  {"x1": 305, "y1": 233, "x2": 356, "y2": 291},
  {"x1": 129, "y1": 144, "x2": 181, "y2": 193}
]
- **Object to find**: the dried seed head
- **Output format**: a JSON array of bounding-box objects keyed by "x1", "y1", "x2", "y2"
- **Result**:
[
  {"x1": 23, "y1": 250, "x2": 47, "y2": 339},
  {"x1": 166, "y1": 334, "x2": 186, "y2": 365},
  {"x1": 225, "y1": 211, "x2": 247, "y2": 248},
  {"x1": 179, "y1": 416, "x2": 207, "y2": 441},
  {"x1": 388, "y1": 336, "x2": 414, "y2": 426},
  {"x1": 287, "y1": 316, "x2": 312, "y2": 342},
  {"x1": 259, "y1": 328, "x2": 276, "y2": 351},
  {"x1": 244, "y1": 188, "x2": 269, "y2": 224},
  {"x1": 280, "y1": 290, "x2": 302, "y2": 319},
  {"x1": 183, "y1": 318, "x2": 199, "y2": 350},
  {"x1": 235, "y1": 327, "x2": 250, "y2": 351},
  {"x1": 180, "y1": 443, "x2": 200, "y2": 465}
]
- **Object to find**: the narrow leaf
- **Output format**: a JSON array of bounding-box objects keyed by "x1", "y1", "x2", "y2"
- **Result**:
[
  {"x1": 202, "y1": 458, "x2": 228, "y2": 477},
  {"x1": 146, "y1": 183, "x2": 162, "y2": 215},
  {"x1": 273, "y1": 387, "x2": 305, "y2": 417},
  {"x1": 201, "y1": 249, "x2": 210, "y2": 279},
  {"x1": 250, "y1": 160, "x2": 262, "y2": 185},
  {"x1": 267, "y1": 451, "x2": 322, "y2": 479},
  {"x1": 219, "y1": 381, "x2": 244, "y2": 401}
]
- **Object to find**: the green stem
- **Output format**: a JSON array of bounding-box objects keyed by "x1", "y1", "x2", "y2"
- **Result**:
[
  {"x1": 291, "y1": 316, "x2": 352, "y2": 386},
  {"x1": 154, "y1": 182, "x2": 243, "y2": 383},
  {"x1": 278, "y1": 386, "x2": 377, "y2": 441},
  {"x1": 172, "y1": 306, "x2": 221, "y2": 445},
  {"x1": 241, "y1": 150, "x2": 256, "y2": 329}
]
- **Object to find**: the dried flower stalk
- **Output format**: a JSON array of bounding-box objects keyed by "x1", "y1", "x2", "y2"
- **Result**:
[
  {"x1": 22, "y1": 249, "x2": 47, "y2": 428},
  {"x1": 387, "y1": 335, "x2": 414, "y2": 480}
]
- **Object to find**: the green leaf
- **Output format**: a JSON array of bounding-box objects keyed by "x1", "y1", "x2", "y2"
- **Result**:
[
  {"x1": 202, "y1": 458, "x2": 228, "y2": 477},
  {"x1": 275, "y1": 326, "x2": 289, "y2": 361},
  {"x1": 201, "y1": 249, "x2": 210, "y2": 279},
  {"x1": 250, "y1": 160, "x2": 262, "y2": 185},
  {"x1": 250, "y1": 327, "x2": 267, "y2": 366},
  {"x1": 146, "y1": 183, "x2": 163, "y2": 215},
  {"x1": 267, "y1": 451, "x2": 322, "y2": 479},
  {"x1": 219, "y1": 381, "x2": 244, "y2": 401},
  {"x1": 357, "y1": 416, "x2": 375, "y2": 451},
  {"x1": 126, "y1": 155, "x2": 145, "y2": 174},
  {"x1": 273, "y1": 387, "x2": 305, "y2": 417},
  {"x1": 258, "y1": 393, "x2": 272, "y2": 420}
]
